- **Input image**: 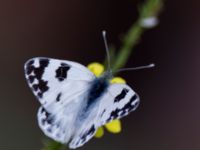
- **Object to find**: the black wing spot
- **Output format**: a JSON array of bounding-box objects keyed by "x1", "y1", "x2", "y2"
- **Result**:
[
  {"x1": 32, "y1": 84, "x2": 39, "y2": 91},
  {"x1": 28, "y1": 75, "x2": 35, "y2": 83},
  {"x1": 40, "y1": 107, "x2": 54, "y2": 125},
  {"x1": 106, "y1": 94, "x2": 139, "y2": 122},
  {"x1": 33, "y1": 80, "x2": 48, "y2": 92},
  {"x1": 55, "y1": 63, "x2": 70, "y2": 81},
  {"x1": 123, "y1": 94, "x2": 138, "y2": 112},
  {"x1": 34, "y1": 59, "x2": 49, "y2": 80},
  {"x1": 37, "y1": 92, "x2": 43, "y2": 98},
  {"x1": 114, "y1": 88, "x2": 129, "y2": 103},
  {"x1": 27, "y1": 59, "x2": 34, "y2": 66},
  {"x1": 26, "y1": 60, "x2": 34, "y2": 75},
  {"x1": 87, "y1": 125, "x2": 96, "y2": 135},
  {"x1": 25, "y1": 58, "x2": 50, "y2": 98},
  {"x1": 100, "y1": 109, "x2": 106, "y2": 117},
  {"x1": 56, "y1": 93, "x2": 62, "y2": 102},
  {"x1": 41, "y1": 107, "x2": 45, "y2": 113},
  {"x1": 47, "y1": 127, "x2": 52, "y2": 133},
  {"x1": 79, "y1": 125, "x2": 96, "y2": 144}
]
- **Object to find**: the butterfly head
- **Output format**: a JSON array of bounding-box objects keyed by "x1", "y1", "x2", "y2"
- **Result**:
[{"x1": 100, "y1": 70, "x2": 113, "y2": 81}]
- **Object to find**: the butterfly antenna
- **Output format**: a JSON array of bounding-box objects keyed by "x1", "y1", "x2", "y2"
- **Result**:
[
  {"x1": 115, "y1": 63, "x2": 155, "y2": 73},
  {"x1": 102, "y1": 30, "x2": 111, "y2": 72}
]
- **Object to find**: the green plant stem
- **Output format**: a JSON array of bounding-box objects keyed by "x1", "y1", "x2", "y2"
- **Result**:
[
  {"x1": 112, "y1": 21, "x2": 144, "y2": 72},
  {"x1": 42, "y1": 140, "x2": 66, "y2": 150},
  {"x1": 112, "y1": 0, "x2": 163, "y2": 72}
]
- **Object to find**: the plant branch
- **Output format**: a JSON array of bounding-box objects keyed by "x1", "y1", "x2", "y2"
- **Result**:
[{"x1": 112, "y1": 0, "x2": 163, "y2": 72}]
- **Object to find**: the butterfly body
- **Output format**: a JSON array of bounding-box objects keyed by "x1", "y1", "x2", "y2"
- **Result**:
[
  {"x1": 85, "y1": 72, "x2": 111, "y2": 110},
  {"x1": 24, "y1": 57, "x2": 140, "y2": 149}
]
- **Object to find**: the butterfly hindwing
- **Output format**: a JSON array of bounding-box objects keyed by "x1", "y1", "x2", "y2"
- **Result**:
[
  {"x1": 37, "y1": 106, "x2": 70, "y2": 143},
  {"x1": 69, "y1": 107, "x2": 98, "y2": 149},
  {"x1": 37, "y1": 90, "x2": 86, "y2": 144},
  {"x1": 69, "y1": 124, "x2": 97, "y2": 149}
]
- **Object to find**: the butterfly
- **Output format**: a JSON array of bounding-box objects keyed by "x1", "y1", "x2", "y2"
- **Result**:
[{"x1": 24, "y1": 31, "x2": 149, "y2": 149}]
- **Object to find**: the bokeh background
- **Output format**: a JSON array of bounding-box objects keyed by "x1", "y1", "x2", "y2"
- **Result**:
[{"x1": 0, "y1": 0, "x2": 199, "y2": 150}]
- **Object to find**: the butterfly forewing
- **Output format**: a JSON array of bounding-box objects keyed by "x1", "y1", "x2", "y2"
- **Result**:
[
  {"x1": 97, "y1": 83, "x2": 140, "y2": 126},
  {"x1": 24, "y1": 57, "x2": 95, "y2": 106}
]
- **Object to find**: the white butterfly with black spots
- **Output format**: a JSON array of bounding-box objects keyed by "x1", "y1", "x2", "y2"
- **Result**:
[{"x1": 24, "y1": 57, "x2": 140, "y2": 149}]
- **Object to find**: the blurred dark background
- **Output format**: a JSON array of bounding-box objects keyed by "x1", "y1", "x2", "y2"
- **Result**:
[{"x1": 0, "y1": 0, "x2": 199, "y2": 150}]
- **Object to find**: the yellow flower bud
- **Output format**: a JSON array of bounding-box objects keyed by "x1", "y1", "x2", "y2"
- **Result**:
[
  {"x1": 87, "y1": 62, "x2": 104, "y2": 77},
  {"x1": 94, "y1": 127, "x2": 104, "y2": 138},
  {"x1": 110, "y1": 77, "x2": 126, "y2": 84},
  {"x1": 105, "y1": 120, "x2": 121, "y2": 133}
]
